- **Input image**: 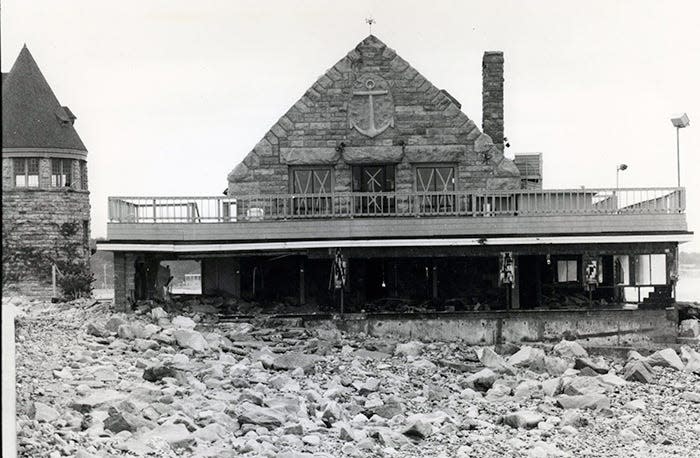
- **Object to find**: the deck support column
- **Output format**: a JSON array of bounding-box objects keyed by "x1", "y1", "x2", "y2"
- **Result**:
[
  {"x1": 299, "y1": 256, "x2": 306, "y2": 306},
  {"x1": 432, "y1": 260, "x2": 438, "y2": 301},
  {"x1": 511, "y1": 255, "x2": 521, "y2": 309}
]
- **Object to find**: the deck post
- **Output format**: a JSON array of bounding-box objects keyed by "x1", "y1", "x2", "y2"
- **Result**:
[{"x1": 299, "y1": 257, "x2": 306, "y2": 306}]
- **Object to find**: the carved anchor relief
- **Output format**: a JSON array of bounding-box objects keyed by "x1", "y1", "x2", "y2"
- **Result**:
[{"x1": 348, "y1": 74, "x2": 394, "y2": 138}]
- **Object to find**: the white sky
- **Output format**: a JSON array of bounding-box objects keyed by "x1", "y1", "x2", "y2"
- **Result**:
[{"x1": 2, "y1": 1, "x2": 699, "y2": 251}]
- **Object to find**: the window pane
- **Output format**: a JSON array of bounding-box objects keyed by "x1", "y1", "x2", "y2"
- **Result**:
[
  {"x1": 14, "y1": 158, "x2": 26, "y2": 174},
  {"x1": 313, "y1": 169, "x2": 331, "y2": 193},
  {"x1": 81, "y1": 161, "x2": 88, "y2": 189},
  {"x1": 293, "y1": 170, "x2": 312, "y2": 194},
  {"x1": 416, "y1": 168, "x2": 434, "y2": 192},
  {"x1": 635, "y1": 255, "x2": 651, "y2": 285},
  {"x1": 650, "y1": 254, "x2": 667, "y2": 284},
  {"x1": 567, "y1": 260, "x2": 577, "y2": 281},
  {"x1": 435, "y1": 167, "x2": 455, "y2": 191},
  {"x1": 64, "y1": 159, "x2": 73, "y2": 186},
  {"x1": 15, "y1": 175, "x2": 26, "y2": 187},
  {"x1": 557, "y1": 261, "x2": 567, "y2": 282}
]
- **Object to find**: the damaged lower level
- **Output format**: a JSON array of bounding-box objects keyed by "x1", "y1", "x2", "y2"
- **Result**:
[{"x1": 105, "y1": 239, "x2": 682, "y2": 314}]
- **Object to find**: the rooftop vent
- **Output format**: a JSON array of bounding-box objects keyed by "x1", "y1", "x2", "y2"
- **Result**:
[{"x1": 55, "y1": 106, "x2": 76, "y2": 125}]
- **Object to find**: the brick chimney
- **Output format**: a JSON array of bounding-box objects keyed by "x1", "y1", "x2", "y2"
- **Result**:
[{"x1": 482, "y1": 51, "x2": 504, "y2": 154}]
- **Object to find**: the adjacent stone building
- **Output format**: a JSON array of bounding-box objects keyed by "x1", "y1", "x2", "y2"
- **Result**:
[{"x1": 2, "y1": 46, "x2": 91, "y2": 297}]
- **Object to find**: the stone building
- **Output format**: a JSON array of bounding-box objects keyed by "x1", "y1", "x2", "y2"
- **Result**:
[
  {"x1": 99, "y1": 36, "x2": 690, "y2": 314},
  {"x1": 2, "y1": 46, "x2": 91, "y2": 297}
]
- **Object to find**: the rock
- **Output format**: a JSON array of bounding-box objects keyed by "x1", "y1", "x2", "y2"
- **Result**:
[
  {"x1": 411, "y1": 358, "x2": 437, "y2": 372},
  {"x1": 486, "y1": 382, "x2": 512, "y2": 401},
  {"x1": 104, "y1": 406, "x2": 145, "y2": 433},
  {"x1": 92, "y1": 366, "x2": 118, "y2": 381},
  {"x1": 647, "y1": 348, "x2": 684, "y2": 370},
  {"x1": 507, "y1": 346, "x2": 546, "y2": 371},
  {"x1": 478, "y1": 347, "x2": 516, "y2": 374},
  {"x1": 192, "y1": 423, "x2": 226, "y2": 442},
  {"x1": 513, "y1": 380, "x2": 542, "y2": 399},
  {"x1": 681, "y1": 392, "x2": 700, "y2": 403},
  {"x1": 528, "y1": 441, "x2": 567, "y2": 457},
  {"x1": 336, "y1": 422, "x2": 356, "y2": 441},
  {"x1": 143, "y1": 422, "x2": 192, "y2": 446},
  {"x1": 151, "y1": 307, "x2": 168, "y2": 320},
  {"x1": 86, "y1": 322, "x2": 109, "y2": 338},
  {"x1": 624, "y1": 399, "x2": 646, "y2": 410},
  {"x1": 679, "y1": 319, "x2": 700, "y2": 338},
  {"x1": 302, "y1": 434, "x2": 321, "y2": 446},
  {"x1": 553, "y1": 340, "x2": 588, "y2": 359},
  {"x1": 172, "y1": 316, "x2": 196, "y2": 329},
  {"x1": 53, "y1": 367, "x2": 73, "y2": 380},
  {"x1": 31, "y1": 402, "x2": 59, "y2": 422},
  {"x1": 173, "y1": 329, "x2": 209, "y2": 352},
  {"x1": 237, "y1": 402, "x2": 285, "y2": 427},
  {"x1": 270, "y1": 352, "x2": 323, "y2": 373},
  {"x1": 143, "y1": 364, "x2": 178, "y2": 382},
  {"x1": 504, "y1": 410, "x2": 544, "y2": 429},
  {"x1": 354, "y1": 349, "x2": 391, "y2": 360},
  {"x1": 395, "y1": 341, "x2": 424, "y2": 357},
  {"x1": 596, "y1": 373, "x2": 627, "y2": 389},
  {"x1": 69, "y1": 389, "x2": 125, "y2": 413},
  {"x1": 322, "y1": 401, "x2": 343, "y2": 424},
  {"x1": 467, "y1": 368, "x2": 498, "y2": 391},
  {"x1": 542, "y1": 378, "x2": 562, "y2": 397},
  {"x1": 368, "y1": 401, "x2": 403, "y2": 419},
  {"x1": 556, "y1": 394, "x2": 610, "y2": 410},
  {"x1": 133, "y1": 338, "x2": 159, "y2": 352},
  {"x1": 117, "y1": 324, "x2": 136, "y2": 340},
  {"x1": 544, "y1": 356, "x2": 569, "y2": 376},
  {"x1": 574, "y1": 356, "x2": 609, "y2": 374},
  {"x1": 681, "y1": 346, "x2": 700, "y2": 374},
  {"x1": 563, "y1": 376, "x2": 607, "y2": 396},
  {"x1": 623, "y1": 360, "x2": 655, "y2": 383},
  {"x1": 105, "y1": 316, "x2": 126, "y2": 332},
  {"x1": 561, "y1": 410, "x2": 587, "y2": 427},
  {"x1": 402, "y1": 418, "x2": 433, "y2": 439}
]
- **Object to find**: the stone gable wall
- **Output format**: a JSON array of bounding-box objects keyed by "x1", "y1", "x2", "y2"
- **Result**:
[
  {"x1": 228, "y1": 36, "x2": 521, "y2": 197},
  {"x1": 2, "y1": 188, "x2": 91, "y2": 296}
]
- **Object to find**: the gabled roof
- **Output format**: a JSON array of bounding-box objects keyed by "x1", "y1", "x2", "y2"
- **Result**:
[{"x1": 2, "y1": 45, "x2": 87, "y2": 152}]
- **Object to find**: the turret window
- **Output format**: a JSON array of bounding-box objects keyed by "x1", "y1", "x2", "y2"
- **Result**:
[
  {"x1": 14, "y1": 158, "x2": 39, "y2": 187},
  {"x1": 51, "y1": 159, "x2": 73, "y2": 187}
]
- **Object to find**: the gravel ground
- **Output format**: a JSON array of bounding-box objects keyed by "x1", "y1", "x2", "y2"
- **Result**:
[{"x1": 7, "y1": 296, "x2": 700, "y2": 457}]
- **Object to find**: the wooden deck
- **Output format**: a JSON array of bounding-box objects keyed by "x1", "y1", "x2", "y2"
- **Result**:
[{"x1": 104, "y1": 187, "x2": 689, "y2": 243}]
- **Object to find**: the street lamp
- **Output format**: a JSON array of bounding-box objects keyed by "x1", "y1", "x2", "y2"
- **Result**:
[
  {"x1": 616, "y1": 164, "x2": 628, "y2": 188},
  {"x1": 671, "y1": 113, "x2": 690, "y2": 187}
]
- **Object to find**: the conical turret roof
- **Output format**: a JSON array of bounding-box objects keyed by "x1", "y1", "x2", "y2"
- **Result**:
[{"x1": 2, "y1": 45, "x2": 87, "y2": 151}]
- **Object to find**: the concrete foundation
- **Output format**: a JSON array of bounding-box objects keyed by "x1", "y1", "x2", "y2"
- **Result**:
[{"x1": 304, "y1": 308, "x2": 678, "y2": 347}]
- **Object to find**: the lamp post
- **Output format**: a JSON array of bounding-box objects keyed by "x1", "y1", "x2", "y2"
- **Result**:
[
  {"x1": 670, "y1": 113, "x2": 690, "y2": 187},
  {"x1": 616, "y1": 164, "x2": 628, "y2": 188}
]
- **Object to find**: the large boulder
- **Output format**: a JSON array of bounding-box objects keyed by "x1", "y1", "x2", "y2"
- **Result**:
[
  {"x1": 30, "y1": 402, "x2": 59, "y2": 422},
  {"x1": 270, "y1": 352, "x2": 324, "y2": 373},
  {"x1": 172, "y1": 316, "x2": 197, "y2": 329},
  {"x1": 105, "y1": 316, "x2": 126, "y2": 332},
  {"x1": 563, "y1": 376, "x2": 607, "y2": 396},
  {"x1": 574, "y1": 356, "x2": 609, "y2": 374},
  {"x1": 466, "y1": 368, "x2": 498, "y2": 391},
  {"x1": 647, "y1": 348, "x2": 684, "y2": 371},
  {"x1": 478, "y1": 347, "x2": 515, "y2": 374},
  {"x1": 553, "y1": 340, "x2": 588, "y2": 359},
  {"x1": 544, "y1": 356, "x2": 570, "y2": 376},
  {"x1": 394, "y1": 341, "x2": 424, "y2": 358},
  {"x1": 556, "y1": 394, "x2": 610, "y2": 410},
  {"x1": 623, "y1": 360, "x2": 655, "y2": 383},
  {"x1": 402, "y1": 418, "x2": 433, "y2": 439},
  {"x1": 503, "y1": 410, "x2": 544, "y2": 429},
  {"x1": 173, "y1": 329, "x2": 208, "y2": 352},
  {"x1": 681, "y1": 346, "x2": 700, "y2": 374},
  {"x1": 143, "y1": 363, "x2": 178, "y2": 382},
  {"x1": 86, "y1": 322, "x2": 110, "y2": 338},
  {"x1": 507, "y1": 346, "x2": 545, "y2": 371},
  {"x1": 237, "y1": 402, "x2": 285, "y2": 427}
]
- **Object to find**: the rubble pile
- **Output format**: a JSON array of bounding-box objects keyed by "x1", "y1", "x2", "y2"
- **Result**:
[{"x1": 8, "y1": 296, "x2": 700, "y2": 457}]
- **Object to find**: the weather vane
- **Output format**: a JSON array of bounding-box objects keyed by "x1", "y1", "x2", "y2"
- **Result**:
[{"x1": 366, "y1": 17, "x2": 375, "y2": 35}]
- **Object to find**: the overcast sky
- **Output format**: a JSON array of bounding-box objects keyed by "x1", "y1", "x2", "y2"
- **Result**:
[{"x1": 2, "y1": 1, "x2": 699, "y2": 251}]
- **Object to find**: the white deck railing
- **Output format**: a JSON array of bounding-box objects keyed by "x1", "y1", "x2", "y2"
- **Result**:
[{"x1": 107, "y1": 187, "x2": 685, "y2": 223}]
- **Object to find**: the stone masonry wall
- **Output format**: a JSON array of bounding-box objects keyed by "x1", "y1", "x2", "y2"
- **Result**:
[
  {"x1": 228, "y1": 36, "x2": 520, "y2": 196},
  {"x1": 2, "y1": 189, "x2": 91, "y2": 297}
]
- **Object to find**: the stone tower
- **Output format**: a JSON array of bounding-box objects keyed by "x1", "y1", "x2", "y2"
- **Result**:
[{"x1": 2, "y1": 46, "x2": 91, "y2": 297}]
